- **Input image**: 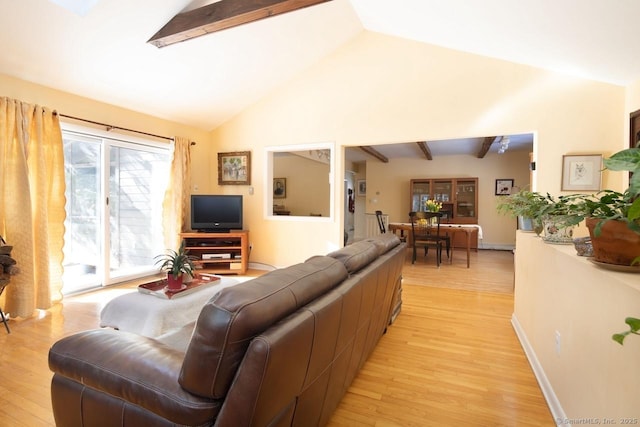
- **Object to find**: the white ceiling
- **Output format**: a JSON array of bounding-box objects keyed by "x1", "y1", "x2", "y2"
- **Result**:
[{"x1": 1, "y1": 0, "x2": 639, "y2": 157}]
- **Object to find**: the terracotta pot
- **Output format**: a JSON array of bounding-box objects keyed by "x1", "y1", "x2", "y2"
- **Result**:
[
  {"x1": 586, "y1": 218, "x2": 640, "y2": 266},
  {"x1": 166, "y1": 272, "x2": 184, "y2": 290}
]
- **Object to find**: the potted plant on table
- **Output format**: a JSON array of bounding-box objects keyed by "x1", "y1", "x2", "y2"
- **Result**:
[{"x1": 154, "y1": 240, "x2": 196, "y2": 291}]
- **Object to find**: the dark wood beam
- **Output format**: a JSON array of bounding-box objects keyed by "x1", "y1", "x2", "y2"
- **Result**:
[
  {"x1": 148, "y1": 0, "x2": 333, "y2": 48},
  {"x1": 360, "y1": 146, "x2": 389, "y2": 163},
  {"x1": 477, "y1": 136, "x2": 499, "y2": 158},
  {"x1": 416, "y1": 141, "x2": 433, "y2": 160}
]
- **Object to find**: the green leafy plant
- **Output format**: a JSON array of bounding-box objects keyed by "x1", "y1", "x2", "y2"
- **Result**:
[
  {"x1": 612, "y1": 317, "x2": 640, "y2": 345},
  {"x1": 601, "y1": 145, "x2": 640, "y2": 345},
  {"x1": 536, "y1": 193, "x2": 586, "y2": 228},
  {"x1": 579, "y1": 146, "x2": 640, "y2": 265},
  {"x1": 496, "y1": 189, "x2": 548, "y2": 219},
  {"x1": 154, "y1": 240, "x2": 196, "y2": 279},
  {"x1": 497, "y1": 190, "x2": 585, "y2": 228},
  {"x1": 578, "y1": 189, "x2": 640, "y2": 235},
  {"x1": 580, "y1": 147, "x2": 640, "y2": 231}
]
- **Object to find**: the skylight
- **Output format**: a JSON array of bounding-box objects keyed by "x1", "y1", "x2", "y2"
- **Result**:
[{"x1": 48, "y1": 0, "x2": 100, "y2": 17}]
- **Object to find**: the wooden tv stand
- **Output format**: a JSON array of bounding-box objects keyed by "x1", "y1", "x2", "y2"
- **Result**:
[{"x1": 180, "y1": 231, "x2": 249, "y2": 275}]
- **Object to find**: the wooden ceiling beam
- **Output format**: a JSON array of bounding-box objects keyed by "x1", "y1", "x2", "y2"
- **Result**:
[
  {"x1": 416, "y1": 141, "x2": 433, "y2": 160},
  {"x1": 360, "y1": 146, "x2": 389, "y2": 163},
  {"x1": 477, "y1": 136, "x2": 499, "y2": 158},
  {"x1": 148, "y1": 0, "x2": 333, "y2": 48}
]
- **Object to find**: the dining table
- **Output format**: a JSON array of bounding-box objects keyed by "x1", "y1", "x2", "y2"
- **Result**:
[{"x1": 388, "y1": 222, "x2": 483, "y2": 268}]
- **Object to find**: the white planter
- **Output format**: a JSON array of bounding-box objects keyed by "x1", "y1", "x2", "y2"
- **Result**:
[{"x1": 542, "y1": 218, "x2": 575, "y2": 244}]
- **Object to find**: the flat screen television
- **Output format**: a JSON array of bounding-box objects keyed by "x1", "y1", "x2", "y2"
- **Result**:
[{"x1": 191, "y1": 195, "x2": 243, "y2": 232}]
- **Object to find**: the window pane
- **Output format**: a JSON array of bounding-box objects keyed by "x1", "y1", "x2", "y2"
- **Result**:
[
  {"x1": 109, "y1": 146, "x2": 170, "y2": 279},
  {"x1": 61, "y1": 128, "x2": 171, "y2": 294},
  {"x1": 62, "y1": 136, "x2": 102, "y2": 293}
]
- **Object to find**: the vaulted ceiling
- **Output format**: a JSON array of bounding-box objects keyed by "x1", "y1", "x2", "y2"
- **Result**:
[{"x1": 1, "y1": 0, "x2": 639, "y2": 158}]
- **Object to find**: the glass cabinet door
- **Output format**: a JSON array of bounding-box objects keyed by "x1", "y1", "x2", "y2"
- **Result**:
[
  {"x1": 411, "y1": 180, "x2": 431, "y2": 212},
  {"x1": 432, "y1": 180, "x2": 452, "y2": 203},
  {"x1": 455, "y1": 179, "x2": 476, "y2": 218}
]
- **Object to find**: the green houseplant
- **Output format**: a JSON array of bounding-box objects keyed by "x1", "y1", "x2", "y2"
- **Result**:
[
  {"x1": 589, "y1": 145, "x2": 640, "y2": 346},
  {"x1": 536, "y1": 193, "x2": 585, "y2": 244},
  {"x1": 496, "y1": 190, "x2": 584, "y2": 242},
  {"x1": 154, "y1": 240, "x2": 196, "y2": 290},
  {"x1": 581, "y1": 146, "x2": 640, "y2": 266},
  {"x1": 495, "y1": 189, "x2": 549, "y2": 235}
]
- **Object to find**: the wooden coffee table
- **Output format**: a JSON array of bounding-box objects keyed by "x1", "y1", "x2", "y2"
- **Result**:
[{"x1": 99, "y1": 275, "x2": 240, "y2": 337}]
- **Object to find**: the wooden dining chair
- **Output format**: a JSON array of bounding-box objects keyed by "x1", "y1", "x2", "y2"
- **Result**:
[
  {"x1": 409, "y1": 211, "x2": 451, "y2": 267},
  {"x1": 0, "y1": 281, "x2": 10, "y2": 333},
  {"x1": 375, "y1": 210, "x2": 386, "y2": 234}
]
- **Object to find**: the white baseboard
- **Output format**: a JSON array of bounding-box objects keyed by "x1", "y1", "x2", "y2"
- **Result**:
[{"x1": 511, "y1": 314, "x2": 569, "y2": 427}]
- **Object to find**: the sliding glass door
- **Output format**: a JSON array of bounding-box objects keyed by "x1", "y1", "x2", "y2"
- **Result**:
[{"x1": 62, "y1": 129, "x2": 171, "y2": 294}]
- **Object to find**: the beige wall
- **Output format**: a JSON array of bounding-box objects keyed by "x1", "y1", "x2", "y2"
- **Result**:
[
  {"x1": 273, "y1": 154, "x2": 330, "y2": 216},
  {"x1": 211, "y1": 31, "x2": 625, "y2": 266},
  {"x1": 510, "y1": 79, "x2": 640, "y2": 422},
  {"x1": 514, "y1": 232, "x2": 640, "y2": 422}
]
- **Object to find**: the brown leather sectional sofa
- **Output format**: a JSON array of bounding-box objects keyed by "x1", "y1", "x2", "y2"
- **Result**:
[{"x1": 48, "y1": 233, "x2": 405, "y2": 426}]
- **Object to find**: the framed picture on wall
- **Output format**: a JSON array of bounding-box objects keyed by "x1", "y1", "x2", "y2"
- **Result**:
[
  {"x1": 356, "y1": 180, "x2": 366, "y2": 196},
  {"x1": 495, "y1": 179, "x2": 514, "y2": 195},
  {"x1": 561, "y1": 154, "x2": 602, "y2": 191},
  {"x1": 273, "y1": 178, "x2": 286, "y2": 198},
  {"x1": 218, "y1": 151, "x2": 251, "y2": 185}
]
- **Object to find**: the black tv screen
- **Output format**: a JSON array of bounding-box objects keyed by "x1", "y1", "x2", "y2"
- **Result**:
[{"x1": 191, "y1": 195, "x2": 243, "y2": 232}]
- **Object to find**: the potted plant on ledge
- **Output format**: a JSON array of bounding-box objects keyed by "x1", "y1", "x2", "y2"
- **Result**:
[
  {"x1": 154, "y1": 240, "x2": 196, "y2": 291},
  {"x1": 496, "y1": 190, "x2": 584, "y2": 242},
  {"x1": 581, "y1": 146, "x2": 640, "y2": 267},
  {"x1": 536, "y1": 193, "x2": 585, "y2": 244},
  {"x1": 495, "y1": 189, "x2": 549, "y2": 235}
]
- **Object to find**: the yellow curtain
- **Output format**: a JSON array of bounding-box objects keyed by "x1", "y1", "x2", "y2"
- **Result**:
[
  {"x1": 162, "y1": 136, "x2": 191, "y2": 250},
  {"x1": 0, "y1": 97, "x2": 66, "y2": 318}
]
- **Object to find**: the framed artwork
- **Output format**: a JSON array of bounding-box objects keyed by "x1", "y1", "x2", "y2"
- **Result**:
[
  {"x1": 218, "y1": 151, "x2": 251, "y2": 185},
  {"x1": 561, "y1": 154, "x2": 602, "y2": 191},
  {"x1": 273, "y1": 177, "x2": 286, "y2": 198},
  {"x1": 356, "y1": 179, "x2": 366, "y2": 196},
  {"x1": 495, "y1": 179, "x2": 514, "y2": 195}
]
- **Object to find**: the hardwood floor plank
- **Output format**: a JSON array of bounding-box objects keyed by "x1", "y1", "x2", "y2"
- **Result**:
[
  {"x1": 0, "y1": 253, "x2": 554, "y2": 426},
  {"x1": 328, "y1": 249, "x2": 553, "y2": 426}
]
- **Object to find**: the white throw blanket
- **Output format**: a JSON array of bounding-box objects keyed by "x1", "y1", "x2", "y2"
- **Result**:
[{"x1": 100, "y1": 277, "x2": 241, "y2": 338}]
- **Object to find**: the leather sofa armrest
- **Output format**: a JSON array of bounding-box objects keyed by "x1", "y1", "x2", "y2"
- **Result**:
[{"x1": 49, "y1": 329, "x2": 219, "y2": 423}]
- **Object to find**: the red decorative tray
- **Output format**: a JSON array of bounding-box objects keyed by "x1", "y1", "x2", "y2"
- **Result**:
[{"x1": 137, "y1": 274, "x2": 221, "y2": 299}]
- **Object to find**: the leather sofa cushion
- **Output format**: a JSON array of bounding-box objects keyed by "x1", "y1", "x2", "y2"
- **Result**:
[
  {"x1": 326, "y1": 240, "x2": 380, "y2": 274},
  {"x1": 179, "y1": 255, "x2": 348, "y2": 399},
  {"x1": 364, "y1": 233, "x2": 401, "y2": 255},
  {"x1": 49, "y1": 329, "x2": 222, "y2": 425}
]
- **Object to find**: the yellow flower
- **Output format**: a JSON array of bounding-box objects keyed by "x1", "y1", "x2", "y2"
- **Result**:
[{"x1": 425, "y1": 199, "x2": 442, "y2": 212}]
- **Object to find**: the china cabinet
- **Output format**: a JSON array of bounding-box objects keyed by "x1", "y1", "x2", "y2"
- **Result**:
[{"x1": 409, "y1": 178, "x2": 479, "y2": 248}]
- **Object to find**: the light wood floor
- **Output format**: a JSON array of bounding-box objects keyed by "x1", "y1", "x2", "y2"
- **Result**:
[{"x1": 0, "y1": 248, "x2": 554, "y2": 426}]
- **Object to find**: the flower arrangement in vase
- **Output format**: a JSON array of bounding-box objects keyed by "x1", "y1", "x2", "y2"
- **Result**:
[{"x1": 425, "y1": 199, "x2": 442, "y2": 212}]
